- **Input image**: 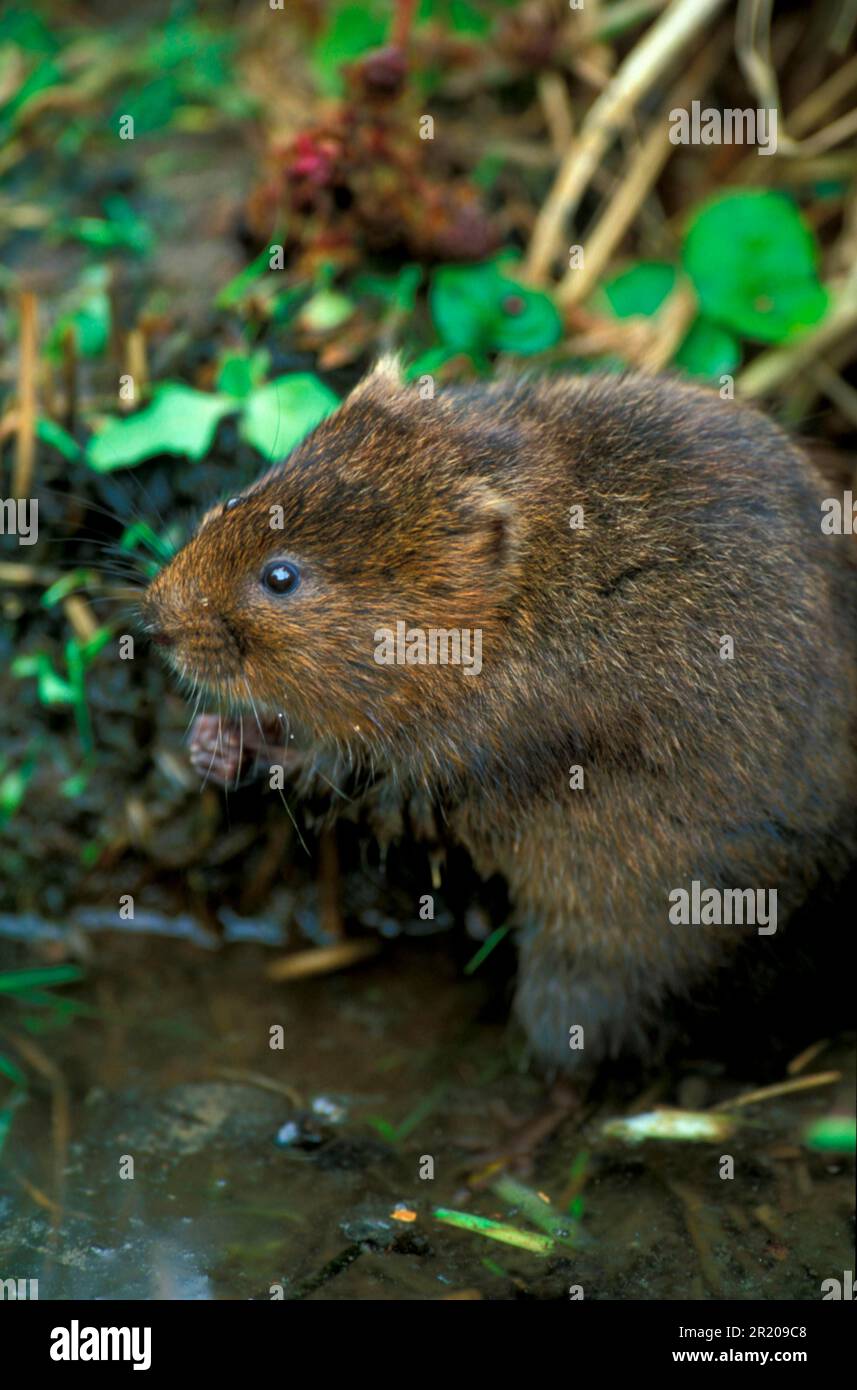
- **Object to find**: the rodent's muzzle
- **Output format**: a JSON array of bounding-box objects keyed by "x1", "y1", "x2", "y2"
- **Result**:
[{"x1": 141, "y1": 571, "x2": 244, "y2": 687}]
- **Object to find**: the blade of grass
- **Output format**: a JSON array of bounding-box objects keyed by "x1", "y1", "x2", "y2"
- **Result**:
[
  {"x1": 463, "y1": 923, "x2": 511, "y2": 975},
  {"x1": 0, "y1": 964, "x2": 85, "y2": 993},
  {"x1": 434, "y1": 1207, "x2": 554, "y2": 1255}
]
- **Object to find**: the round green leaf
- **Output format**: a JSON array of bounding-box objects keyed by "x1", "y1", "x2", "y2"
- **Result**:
[
  {"x1": 430, "y1": 263, "x2": 497, "y2": 351},
  {"x1": 430, "y1": 259, "x2": 561, "y2": 356},
  {"x1": 239, "y1": 375, "x2": 339, "y2": 460},
  {"x1": 492, "y1": 287, "x2": 562, "y2": 354},
  {"x1": 682, "y1": 191, "x2": 828, "y2": 343}
]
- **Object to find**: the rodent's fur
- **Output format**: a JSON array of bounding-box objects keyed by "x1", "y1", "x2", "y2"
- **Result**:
[{"x1": 143, "y1": 361, "x2": 857, "y2": 1071}]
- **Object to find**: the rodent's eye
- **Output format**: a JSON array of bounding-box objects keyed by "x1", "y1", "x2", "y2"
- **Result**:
[
  {"x1": 224, "y1": 496, "x2": 243, "y2": 511},
  {"x1": 261, "y1": 560, "x2": 301, "y2": 596}
]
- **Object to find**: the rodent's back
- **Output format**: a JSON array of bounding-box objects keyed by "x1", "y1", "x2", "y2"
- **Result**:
[{"x1": 434, "y1": 375, "x2": 855, "y2": 823}]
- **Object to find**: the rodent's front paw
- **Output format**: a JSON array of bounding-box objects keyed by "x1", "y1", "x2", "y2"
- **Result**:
[
  {"x1": 188, "y1": 714, "x2": 248, "y2": 787},
  {"x1": 187, "y1": 713, "x2": 304, "y2": 787}
]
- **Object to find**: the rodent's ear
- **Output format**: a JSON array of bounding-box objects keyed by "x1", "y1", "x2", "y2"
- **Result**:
[
  {"x1": 345, "y1": 354, "x2": 405, "y2": 407},
  {"x1": 460, "y1": 482, "x2": 520, "y2": 580}
]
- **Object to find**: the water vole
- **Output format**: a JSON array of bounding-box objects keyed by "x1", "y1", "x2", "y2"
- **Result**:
[{"x1": 142, "y1": 360, "x2": 857, "y2": 1071}]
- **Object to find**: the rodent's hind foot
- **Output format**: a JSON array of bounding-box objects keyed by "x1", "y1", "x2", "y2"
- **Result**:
[{"x1": 513, "y1": 941, "x2": 665, "y2": 1076}]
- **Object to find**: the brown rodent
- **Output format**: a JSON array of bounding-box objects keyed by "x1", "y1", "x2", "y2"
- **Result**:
[{"x1": 142, "y1": 360, "x2": 857, "y2": 1072}]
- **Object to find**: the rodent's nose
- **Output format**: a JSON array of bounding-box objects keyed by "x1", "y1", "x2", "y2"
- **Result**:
[{"x1": 150, "y1": 630, "x2": 175, "y2": 648}]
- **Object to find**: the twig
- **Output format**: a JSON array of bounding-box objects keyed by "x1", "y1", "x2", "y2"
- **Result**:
[
  {"x1": 789, "y1": 52, "x2": 857, "y2": 138},
  {"x1": 638, "y1": 278, "x2": 698, "y2": 370},
  {"x1": 537, "y1": 70, "x2": 575, "y2": 156},
  {"x1": 62, "y1": 594, "x2": 100, "y2": 643},
  {"x1": 592, "y1": 0, "x2": 671, "y2": 43},
  {"x1": 664, "y1": 1178, "x2": 723, "y2": 1295},
  {"x1": 13, "y1": 291, "x2": 37, "y2": 499},
  {"x1": 809, "y1": 361, "x2": 857, "y2": 428},
  {"x1": 3, "y1": 1030, "x2": 71, "y2": 1238},
  {"x1": 124, "y1": 328, "x2": 149, "y2": 408},
  {"x1": 710, "y1": 1071, "x2": 842, "y2": 1113},
  {"x1": 786, "y1": 1039, "x2": 830, "y2": 1076},
  {"x1": 211, "y1": 1066, "x2": 303, "y2": 1109},
  {"x1": 266, "y1": 938, "x2": 380, "y2": 981}
]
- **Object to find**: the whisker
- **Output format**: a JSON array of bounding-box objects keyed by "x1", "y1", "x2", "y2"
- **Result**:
[{"x1": 244, "y1": 677, "x2": 308, "y2": 854}]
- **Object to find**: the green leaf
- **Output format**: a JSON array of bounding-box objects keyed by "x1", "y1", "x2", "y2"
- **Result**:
[
  {"x1": 353, "y1": 265, "x2": 422, "y2": 313},
  {"x1": 404, "y1": 347, "x2": 466, "y2": 379},
  {"x1": 0, "y1": 1054, "x2": 27, "y2": 1088},
  {"x1": 239, "y1": 375, "x2": 339, "y2": 460},
  {"x1": 417, "y1": 0, "x2": 492, "y2": 34},
  {"x1": 0, "y1": 9, "x2": 58, "y2": 51},
  {"x1": 802, "y1": 1115, "x2": 856, "y2": 1153},
  {"x1": 59, "y1": 196, "x2": 152, "y2": 256},
  {"x1": 0, "y1": 758, "x2": 36, "y2": 829},
  {"x1": 464, "y1": 924, "x2": 511, "y2": 975},
  {"x1": 271, "y1": 284, "x2": 311, "y2": 324},
  {"x1": 216, "y1": 350, "x2": 270, "y2": 398},
  {"x1": 0, "y1": 1094, "x2": 26, "y2": 1158},
  {"x1": 119, "y1": 520, "x2": 179, "y2": 565},
  {"x1": 61, "y1": 771, "x2": 89, "y2": 798},
  {"x1": 0, "y1": 965, "x2": 85, "y2": 994},
  {"x1": 430, "y1": 258, "x2": 562, "y2": 356},
  {"x1": 36, "y1": 418, "x2": 83, "y2": 462},
  {"x1": 299, "y1": 287, "x2": 355, "y2": 333},
  {"x1": 86, "y1": 385, "x2": 234, "y2": 471},
  {"x1": 682, "y1": 191, "x2": 829, "y2": 344},
  {"x1": 68, "y1": 626, "x2": 112, "y2": 672},
  {"x1": 40, "y1": 569, "x2": 94, "y2": 609},
  {"x1": 313, "y1": 3, "x2": 388, "y2": 95},
  {"x1": 600, "y1": 261, "x2": 676, "y2": 317},
  {"x1": 46, "y1": 267, "x2": 111, "y2": 361},
  {"x1": 11, "y1": 652, "x2": 75, "y2": 706},
  {"x1": 216, "y1": 242, "x2": 282, "y2": 309},
  {"x1": 0, "y1": 57, "x2": 61, "y2": 139},
  {"x1": 674, "y1": 319, "x2": 740, "y2": 379}
]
